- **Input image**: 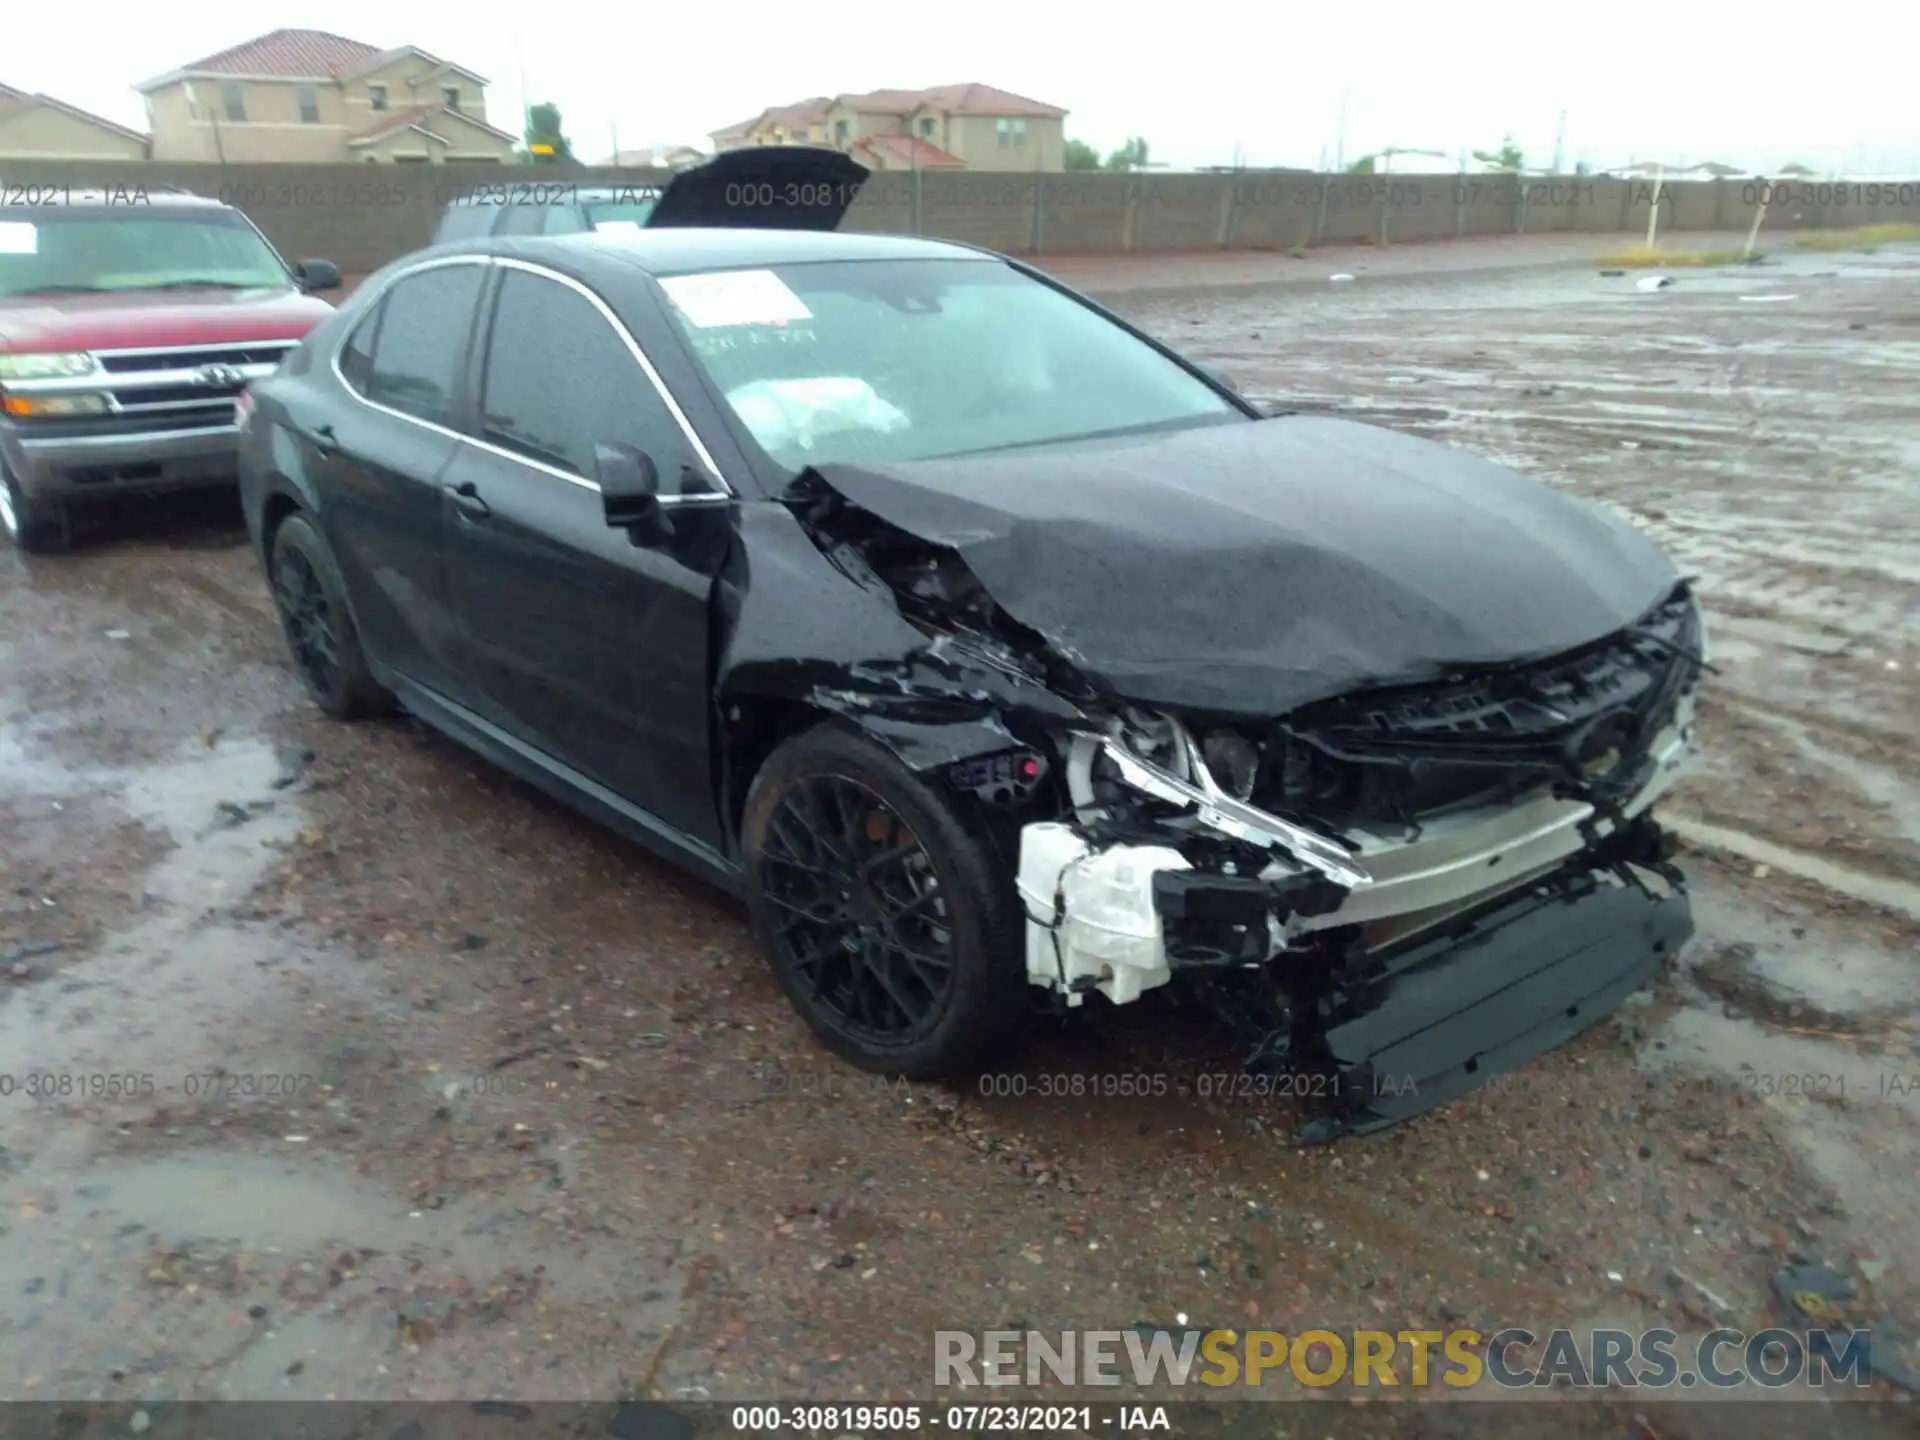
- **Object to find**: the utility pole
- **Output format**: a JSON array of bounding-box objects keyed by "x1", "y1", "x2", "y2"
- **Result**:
[{"x1": 1551, "y1": 109, "x2": 1566, "y2": 174}]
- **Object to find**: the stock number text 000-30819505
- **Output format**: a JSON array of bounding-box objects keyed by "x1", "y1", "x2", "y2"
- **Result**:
[{"x1": 731, "y1": 1406, "x2": 1102, "y2": 1432}]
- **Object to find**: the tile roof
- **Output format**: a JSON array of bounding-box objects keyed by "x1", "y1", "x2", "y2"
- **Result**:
[
  {"x1": 0, "y1": 87, "x2": 149, "y2": 143},
  {"x1": 348, "y1": 104, "x2": 440, "y2": 143},
  {"x1": 853, "y1": 134, "x2": 966, "y2": 167},
  {"x1": 717, "y1": 83, "x2": 1066, "y2": 139},
  {"x1": 172, "y1": 27, "x2": 384, "y2": 79},
  {"x1": 347, "y1": 104, "x2": 516, "y2": 145},
  {"x1": 887, "y1": 84, "x2": 1066, "y2": 119},
  {"x1": 346, "y1": 45, "x2": 489, "y2": 85}
]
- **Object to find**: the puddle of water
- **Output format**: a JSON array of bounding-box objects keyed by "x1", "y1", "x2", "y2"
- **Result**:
[
  {"x1": 0, "y1": 725, "x2": 82, "y2": 796},
  {"x1": 1687, "y1": 887, "x2": 1920, "y2": 1017},
  {"x1": 1654, "y1": 1007, "x2": 1914, "y2": 1112},
  {"x1": 0, "y1": 729, "x2": 687, "y2": 1397},
  {"x1": 1642, "y1": 883, "x2": 1920, "y2": 1309},
  {"x1": 0, "y1": 736, "x2": 315, "y2": 1090},
  {"x1": 1666, "y1": 814, "x2": 1920, "y2": 921},
  {"x1": 116, "y1": 736, "x2": 304, "y2": 910}
]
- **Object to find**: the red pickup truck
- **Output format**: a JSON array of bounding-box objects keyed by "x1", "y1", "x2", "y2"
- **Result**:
[{"x1": 0, "y1": 187, "x2": 341, "y2": 552}]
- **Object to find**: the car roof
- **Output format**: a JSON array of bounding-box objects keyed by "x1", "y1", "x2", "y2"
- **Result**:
[
  {"x1": 443, "y1": 227, "x2": 994, "y2": 277},
  {"x1": 0, "y1": 187, "x2": 229, "y2": 212}
]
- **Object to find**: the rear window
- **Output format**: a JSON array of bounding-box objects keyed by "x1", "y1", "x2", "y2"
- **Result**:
[
  {"x1": 433, "y1": 205, "x2": 497, "y2": 243},
  {"x1": 582, "y1": 198, "x2": 659, "y2": 234}
]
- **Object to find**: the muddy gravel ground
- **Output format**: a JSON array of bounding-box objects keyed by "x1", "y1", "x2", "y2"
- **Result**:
[{"x1": 2, "y1": 241, "x2": 1918, "y2": 1436}]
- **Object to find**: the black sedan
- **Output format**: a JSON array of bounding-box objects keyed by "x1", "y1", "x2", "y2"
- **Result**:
[{"x1": 238, "y1": 219, "x2": 1707, "y2": 1139}]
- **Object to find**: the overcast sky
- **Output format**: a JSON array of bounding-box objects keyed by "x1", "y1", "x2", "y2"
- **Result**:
[{"x1": 10, "y1": 2, "x2": 1917, "y2": 174}]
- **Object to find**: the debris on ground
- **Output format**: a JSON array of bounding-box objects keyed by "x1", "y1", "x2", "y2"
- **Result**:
[{"x1": 1772, "y1": 1261, "x2": 1856, "y2": 1323}]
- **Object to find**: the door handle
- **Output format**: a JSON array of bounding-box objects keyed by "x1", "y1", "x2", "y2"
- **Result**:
[
  {"x1": 447, "y1": 479, "x2": 491, "y2": 519},
  {"x1": 303, "y1": 421, "x2": 339, "y2": 456}
]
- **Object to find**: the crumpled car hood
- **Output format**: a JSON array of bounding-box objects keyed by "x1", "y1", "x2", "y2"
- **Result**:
[{"x1": 801, "y1": 414, "x2": 1682, "y2": 718}]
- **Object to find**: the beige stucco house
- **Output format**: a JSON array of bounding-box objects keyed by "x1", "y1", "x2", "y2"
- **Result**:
[
  {"x1": 135, "y1": 28, "x2": 518, "y2": 164},
  {"x1": 601, "y1": 144, "x2": 706, "y2": 169},
  {"x1": 0, "y1": 82, "x2": 149, "y2": 159},
  {"x1": 711, "y1": 85, "x2": 1067, "y2": 171}
]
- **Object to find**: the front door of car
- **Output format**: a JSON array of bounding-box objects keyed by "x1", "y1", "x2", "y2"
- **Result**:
[
  {"x1": 320, "y1": 257, "x2": 488, "y2": 702},
  {"x1": 441, "y1": 261, "x2": 734, "y2": 849}
]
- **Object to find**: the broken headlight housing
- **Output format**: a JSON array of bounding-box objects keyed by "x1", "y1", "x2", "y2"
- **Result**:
[
  {"x1": 1064, "y1": 710, "x2": 1369, "y2": 888},
  {"x1": 1200, "y1": 730, "x2": 1260, "y2": 801}
]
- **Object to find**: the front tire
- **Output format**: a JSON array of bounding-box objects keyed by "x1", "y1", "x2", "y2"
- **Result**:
[
  {"x1": 1, "y1": 464, "x2": 72, "y2": 554},
  {"x1": 268, "y1": 514, "x2": 392, "y2": 720},
  {"x1": 742, "y1": 724, "x2": 1030, "y2": 1080}
]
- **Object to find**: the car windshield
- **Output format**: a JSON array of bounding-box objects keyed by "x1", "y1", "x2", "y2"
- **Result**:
[
  {"x1": 0, "y1": 208, "x2": 292, "y2": 297},
  {"x1": 657, "y1": 257, "x2": 1243, "y2": 469}
]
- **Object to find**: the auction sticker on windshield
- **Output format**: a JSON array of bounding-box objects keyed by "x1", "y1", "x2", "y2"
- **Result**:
[
  {"x1": 660, "y1": 269, "x2": 812, "y2": 328},
  {"x1": 593, "y1": 220, "x2": 645, "y2": 239},
  {"x1": 0, "y1": 222, "x2": 38, "y2": 254}
]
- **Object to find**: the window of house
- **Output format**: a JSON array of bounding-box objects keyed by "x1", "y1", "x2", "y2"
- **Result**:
[
  {"x1": 479, "y1": 270, "x2": 688, "y2": 480},
  {"x1": 296, "y1": 85, "x2": 320, "y2": 124},
  {"x1": 997, "y1": 118, "x2": 1027, "y2": 148},
  {"x1": 221, "y1": 83, "x2": 246, "y2": 122},
  {"x1": 362, "y1": 264, "x2": 485, "y2": 426},
  {"x1": 834, "y1": 120, "x2": 849, "y2": 144},
  {"x1": 369, "y1": 84, "x2": 389, "y2": 112},
  {"x1": 442, "y1": 86, "x2": 461, "y2": 111},
  {"x1": 919, "y1": 118, "x2": 935, "y2": 139}
]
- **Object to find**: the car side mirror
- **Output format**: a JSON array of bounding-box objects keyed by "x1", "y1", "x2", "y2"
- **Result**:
[
  {"x1": 1197, "y1": 361, "x2": 1240, "y2": 395},
  {"x1": 595, "y1": 441, "x2": 673, "y2": 546},
  {"x1": 295, "y1": 258, "x2": 342, "y2": 293}
]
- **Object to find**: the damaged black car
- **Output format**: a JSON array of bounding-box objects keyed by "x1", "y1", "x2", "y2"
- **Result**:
[{"x1": 238, "y1": 192, "x2": 1708, "y2": 1139}]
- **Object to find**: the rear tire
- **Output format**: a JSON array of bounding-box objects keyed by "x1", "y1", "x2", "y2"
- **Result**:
[
  {"x1": 1, "y1": 464, "x2": 72, "y2": 554},
  {"x1": 268, "y1": 514, "x2": 393, "y2": 720},
  {"x1": 742, "y1": 723, "x2": 1030, "y2": 1080}
]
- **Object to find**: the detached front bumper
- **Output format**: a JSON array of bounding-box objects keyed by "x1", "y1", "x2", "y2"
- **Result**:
[
  {"x1": 1015, "y1": 698, "x2": 1698, "y2": 1137},
  {"x1": 2, "y1": 418, "x2": 245, "y2": 500},
  {"x1": 1299, "y1": 861, "x2": 1690, "y2": 1139}
]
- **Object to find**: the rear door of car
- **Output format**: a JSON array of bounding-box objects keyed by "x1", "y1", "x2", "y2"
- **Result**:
[
  {"x1": 318, "y1": 255, "x2": 489, "y2": 701},
  {"x1": 438, "y1": 258, "x2": 736, "y2": 847}
]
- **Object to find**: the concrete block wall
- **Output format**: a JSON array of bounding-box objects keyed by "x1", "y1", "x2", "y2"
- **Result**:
[{"x1": 4, "y1": 158, "x2": 1918, "y2": 277}]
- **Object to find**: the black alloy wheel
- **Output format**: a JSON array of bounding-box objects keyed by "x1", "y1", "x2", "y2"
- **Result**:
[
  {"x1": 743, "y1": 725, "x2": 1028, "y2": 1079},
  {"x1": 276, "y1": 543, "x2": 339, "y2": 699},
  {"x1": 268, "y1": 514, "x2": 393, "y2": 720},
  {"x1": 760, "y1": 773, "x2": 957, "y2": 1047}
]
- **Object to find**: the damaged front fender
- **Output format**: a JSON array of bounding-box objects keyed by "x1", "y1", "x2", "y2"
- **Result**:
[{"x1": 712, "y1": 501, "x2": 1085, "y2": 833}]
